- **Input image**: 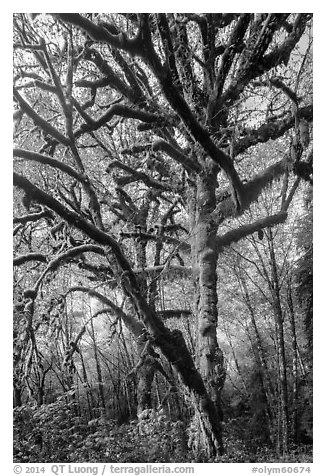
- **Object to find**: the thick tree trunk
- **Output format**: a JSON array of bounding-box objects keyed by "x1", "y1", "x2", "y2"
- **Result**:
[
  {"x1": 134, "y1": 233, "x2": 157, "y2": 415},
  {"x1": 189, "y1": 166, "x2": 226, "y2": 455},
  {"x1": 136, "y1": 353, "x2": 156, "y2": 415}
]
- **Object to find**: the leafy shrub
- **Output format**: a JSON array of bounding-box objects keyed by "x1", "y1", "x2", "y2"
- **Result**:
[
  {"x1": 68, "y1": 408, "x2": 187, "y2": 462},
  {"x1": 14, "y1": 401, "x2": 188, "y2": 463},
  {"x1": 14, "y1": 394, "x2": 89, "y2": 462}
]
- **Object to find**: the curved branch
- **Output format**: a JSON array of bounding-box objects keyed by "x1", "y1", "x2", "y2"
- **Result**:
[
  {"x1": 66, "y1": 286, "x2": 144, "y2": 337},
  {"x1": 14, "y1": 149, "x2": 86, "y2": 183},
  {"x1": 75, "y1": 104, "x2": 168, "y2": 138},
  {"x1": 14, "y1": 253, "x2": 47, "y2": 266},
  {"x1": 19, "y1": 244, "x2": 105, "y2": 304},
  {"x1": 31, "y1": 245, "x2": 105, "y2": 294},
  {"x1": 253, "y1": 77, "x2": 299, "y2": 104}
]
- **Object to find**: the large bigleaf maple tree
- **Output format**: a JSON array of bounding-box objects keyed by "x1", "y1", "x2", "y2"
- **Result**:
[{"x1": 13, "y1": 13, "x2": 312, "y2": 457}]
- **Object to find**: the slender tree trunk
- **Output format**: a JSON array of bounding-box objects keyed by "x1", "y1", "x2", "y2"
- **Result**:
[
  {"x1": 267, "y1": 229, "x2": 289, "y2": 455},
  {"x1": 36, "y1": 377, "x2": 45, "y2": 406},
  {"x1": 240, "y1": 277, "x2": 276, "y2": 437},
  {"x1": 224, "y1": 326, "x2": 249, "y2": 393},
  {"x1": 79, "y1": 351, "x2": 95, "y2": 419},
  {"x1": 274, "y1": 293, "x2": 289, "y2": 456},
  {"x1": 287, "y1": 278, "x2": 298, "y2": 443},
  {"x1": 89, "y1": 318, "x2": 106, "y2": 411}
]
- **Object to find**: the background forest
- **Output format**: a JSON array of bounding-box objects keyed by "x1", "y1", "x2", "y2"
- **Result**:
[{"x1": 13, "y1": 13, "x2": 313, "y2": 463}]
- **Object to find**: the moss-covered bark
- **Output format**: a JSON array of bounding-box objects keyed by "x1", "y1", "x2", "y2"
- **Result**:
[{"x1": 188, "y1": 164, "x2": 226, "y2": 453}]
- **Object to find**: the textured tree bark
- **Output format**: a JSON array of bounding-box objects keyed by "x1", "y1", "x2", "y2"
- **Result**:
[
  {"x1": 188, "y1": 165, "x2": 226, "y2": 455},
  {"x1": 134, "y1": 226, "x2": 158, "y2": 415},
  {"x1": 136, "y1": 353, "x2": 156, "y2": 415}
]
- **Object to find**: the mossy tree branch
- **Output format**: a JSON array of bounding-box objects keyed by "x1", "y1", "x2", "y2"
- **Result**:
[{"x1": 13, "y1": 87, "x2": 71, "y2": 147}]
